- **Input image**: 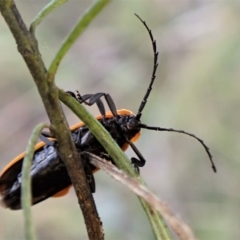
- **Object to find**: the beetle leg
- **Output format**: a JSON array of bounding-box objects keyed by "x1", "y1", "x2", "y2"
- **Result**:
[
  {"x1": 65, "y1": 91, "x2": 76, "y2": 98},
  {"x1": 76, "y1": 92, "x2": 92, "y2": 103},
  {"x1": 67, "y1": 90, "x2": 120, "y2": 121},
  {"x1": 75, "y1": 128, "x2": 82, "y2": 148},
  {"x1": 125, "y1": 137, "x2": 146, "y2": 168},
  {"x1": 66, "y1": 91, "x2": 93, "y2": 105},
  {"x1": 76, "y1": 91, "x2": 118, "y2": 119},
  {"x1": 87, "y1": 93, "x2": 118, "y2": 118},
  {"x1": 40, "y1": 134, "x2": 54, "y2": 146},
  {"x1": 73, "y1": 91, "x2": 107, "y2": 122},
  {"x1": 41, "y1": 131, "x2": 54, "y2": 138}
]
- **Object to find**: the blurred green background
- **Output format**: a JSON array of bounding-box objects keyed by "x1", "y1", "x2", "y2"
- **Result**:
[{"x1": 0, "y1": 0, "x2": 239, "y2": 239}]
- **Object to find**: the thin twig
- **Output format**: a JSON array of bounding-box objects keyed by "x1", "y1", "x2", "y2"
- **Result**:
[
  {"x1": 21, "y1": 123, "x2": 50, "y2": 240},
  {"x1": 30, "y1": 0, "x2": 68, "y2": 34}
]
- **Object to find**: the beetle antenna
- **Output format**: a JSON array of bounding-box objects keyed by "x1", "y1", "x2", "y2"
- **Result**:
[
  {"x1": 140, "y1": 124, "x2": 217, "y2": 173},
  {"x1": 134, "y1": 13, "x2": 159, "y2": 120}
]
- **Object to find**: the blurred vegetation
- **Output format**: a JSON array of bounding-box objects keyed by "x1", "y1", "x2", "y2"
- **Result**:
[{"x1": 0, "y1": 1, "x2": 239, "y2": 239}]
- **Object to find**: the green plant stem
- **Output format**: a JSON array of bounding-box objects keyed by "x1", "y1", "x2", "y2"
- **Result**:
[
  {"x1": 59, "y1": 89, "x2": 172, "y2": 240},
  {"x1": 30, "y1": 0, "x2": 68, "y2": 34},
  {"x1": 21, "y1": 123, "x2": 50, "y2": 240},
  {"x1": 48, "y1": 0, "x2": 110, "y2": 83}
]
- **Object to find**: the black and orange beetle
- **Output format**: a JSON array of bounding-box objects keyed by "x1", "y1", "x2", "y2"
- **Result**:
[
  {"x1": 0, "y1": 109, "x2": 140, "y2": 210},
  {"x1": 0, "y1": 14, "x2": 216, "y2": 210}
]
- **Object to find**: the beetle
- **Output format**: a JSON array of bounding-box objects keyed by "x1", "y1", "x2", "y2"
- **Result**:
[
  {"x1": 0, "y1": 109, "x2": 138, "y2": 210},
  {"x1": 0, "y1": 14, "x2": 216, "y2": 210}
]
